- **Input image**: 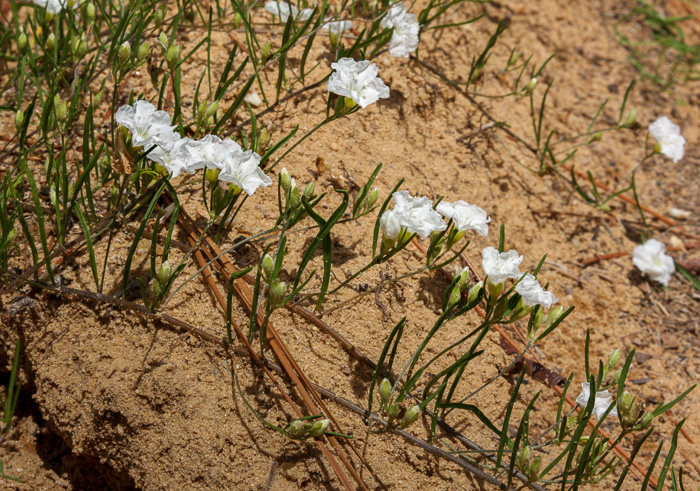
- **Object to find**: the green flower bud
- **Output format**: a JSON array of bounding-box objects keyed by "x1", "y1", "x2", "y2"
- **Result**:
[
  {"x1": 232, "y1": 13, "x2": 243, "y2": 29},
  {"x1": 608, "y1": 349, "x2": 621, "y2": 370},
  {"x1": 157, "y1": 260, "x2": 172, "y2": 286},
  {"x1": 14, "y1": 110, "x2": 25, "y2": 132},
  {"x1": 78, "y1": 38, "x2": 88, "y2": 59},
  {"x1": 158, "y1": 32, "x2": 169, "y2": 50},
  {"x1": 118, "y1": 41, "x2": 131, "y2": 64},
  {"x1": 545, "y1": 306, "x2": 564, "y2": 328},
  {"x1": 258, "y1": 127, "x2": 271, "y2": 151},
  {"x1": 18, "y1": 32, "x2": 28, "y2": 54},
  {"x1": 386, "y1": 403, "x2": 399, "y2": 422},
  {"x1": 611, "y1": 369, "x2": 622, "y2": 387},
  {"x1": 448, "y1": 287, "x2": 462, "y2": 309},
  {"x1": 619, "y1": 391, "x2": 633, "y2": 414},
  {"x1": 402, "y1": 405, "x2": 421, "y2": 428},
  {"x1": 269, "y1": 279, "x2": 288, "y2": 307},
  {"x1": 289, "y1": 180, "x2": 300, "y2": 209},
  {"x1": 303, "y1": 182, "x2": 315, "y2": 201},
  {"x1": 279, "y1": 168, "x2": 291, "y2": 192},
  {"x1": 137, "y1": 43, "x2": 150, "y2": 61},
  {"x1": 261, "y1": 41, "x2": 272, "y2": 63},
  {"x1": 366, "y1": 188, "x2": 379, "y2": 209},
  {"x1": 154, "y1": 9, "x2": 166, "y2": 29},
  {"x1": 149, "y1": 280, "x2": 162, "y2": 302},
  {"x1": 46, "y1": 32, "x2": 56, "y2": 52},
  {"x1": 7, "y1": 228, "x2": 17, "y2": 244},
  {"x1": 93, "y1": 89, "x2": 104, "y2": 108},
  {"x1": 166, "y1": 44, "x2": 181, "y2": 67},
  {"x1": 86, "y1": 3, "x2": 96, "y2": 23},
  {"x1": 518, "y1": 446, "x2": 531, "y2": 470},
  {"x1": 523, "y1": 77, "x2": 537, "y2": 94},
  {"x1": 205, "y1": 101, "x2": 219, "y2": 119},
  {"x1": 508, "y1": 49, "x2": 522, "y2": 67},
  {"x1": 638, "y1": 411, "x2": 653, "y2": 430},
  {"x1": 379, "y1": 378, "x2": 391, "y2": 405},
  {"x1": 262, "y1": 254, "x2": 274, "y2": 280},
  {"x1": 467, "y1": 281, "x2": 483, "y2": 304},
  {"x1": 528, "y1": 456, "x2": 541, "y2": 481},
  {"x1": 589, "y1": 131, "x2": 602, "y2": 143},
  {"x1": 308, "y1": 419, "x2": 330, "y2": 438},
  {"x1": 287, "y1": 420, "x2": 307, "y2": 438},
  {"x1": 621, "y1": 108, "x2": 637, "y2": 129}
]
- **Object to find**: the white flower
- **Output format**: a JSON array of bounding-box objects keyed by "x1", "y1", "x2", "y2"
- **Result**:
[
  {"x1": 146, "y1": 137, "x2": 195, "y2": 178},
  {"x1": 436, "y1": 200, "x2": 490, "y2": 237},
  {"x1": 323, "y1": 18, "x2": 353, "y2": 36},
  {"x1": 244, "y1": 90, "x2": 263, "y2": 107},
  {"x1": 481, "y1": 246, "x2": 523, "y2": 285},
  {"x1": 33, "y1": 0, "x2": 78, "y2": 14},
  {"x1": 380, "y1": 209, "x2": 402, "y2": 240},
  {"x1": 217, "y1": 150, "x2": 273, "y2": 196},
  {"x1": 115, "y1": 100, "x2": 177, "y2": 149},
  {"x1": 632, "y1": 239, "x2": 675, "y2": 286},
  {"x1": 327, "y1": 58, "x2": 390, "y2": 109},
  {"x1": 186, "y1": 135, "x2": 239, "y2": 171},
  {"x1": 575, "y1": 383, "x2": 618, "y2": 421},
  {"x1": 264, "y1": 1, "x2": 313, "y2": 22},
  {"x1": 380, "y1": 4, "x2": 420, "y2": 58},
  {"x1": 390, "y1": 190, "x2": 447, "y2": 238},
  {"x1": 649, "y1": 116, "x2": 685, "y2": 163},
  {"x1": 514, "y1": 273, "x2": 558, "y2": 309}
]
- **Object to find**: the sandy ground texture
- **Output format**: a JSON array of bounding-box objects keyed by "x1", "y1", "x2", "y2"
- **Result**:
[{"x1": 0, "y1": 0, "x2": 699, "y2": 489}]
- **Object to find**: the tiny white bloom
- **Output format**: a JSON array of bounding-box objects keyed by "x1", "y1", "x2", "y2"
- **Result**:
[
  {"x1": 218, "y1": 150, "x2": 273, "y2": 196},
  {"x1": 33, "y1": 0, "x2": 78, "y2": 14},
  {"x1": 649, "y1": 116, "x2": 685, "y2": 163},
  {"x1": 146, "y1": 137, "x2": 194, "y2": 178},
  {"x1": 264, "y1": 1, "x2": 313, "y2": 22},
  {"x1": 391, "y1": 190, "x2": 447, "y2": 238},
  {"x1": 115, "y1": 100, "x2": 177, "y2": 149},
  {"x1": 380, "y1": 209, "x2": 402, "y2": 240},
  {"x1": 244, "y1": 90, "x2": 263, "y2": 107},
  {"x1": 436, "y1": 200, "x2": 491, "y2": 237},
  {"x1": 327, "y1": 58, "x2": 390, "y2": 109},
  {"x1": 514, "y1": 273, "x2": 558, "y2": 309},
  {"x1": 632, "y1": 239, "x2": 675, "y2": 286},
  {"x1": 575, "y1": 382, "x2": 618, "y2": 421},
  {"x1": 380, "y1": 4, "x2": 420, "y2": 58},
  {"x1": 322, "y1": 18, "x2": 353, "y2": 36},
  {"x1": 481, "y1": 246, "x2": 523, "y2": 286}
]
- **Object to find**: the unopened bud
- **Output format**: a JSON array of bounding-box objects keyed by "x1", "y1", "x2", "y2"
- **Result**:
[
  {"x1": 18, "y1": 32, "x2": 28, "y2": 54},
  {"x1": 166, "y1": 44, "x2": 181, "y2": 67},
  {"x1": 467, "y1": 281, "x2": 483, "y2": 304},
  {"x1": 289, "y1": 180, "x2": 300, "y2": 208},
  {"x1": 546, "y1": 305, "x2": 564, "y2": 328},
  {"x1": 386, "y1": 403, "x2": 399, "y2": 421},
  {"x1": 638, "y1": 411, "x2": 653, "y2": 430},
  {"x1": 158, "y1": 32, "x2": 169, "y2": 50},
  {"x1": 523, "y1": 77, "x2": 537, "y2": 94},
  {"x1": 157, "y1": 260, "x2": 172, "y2": 285},
  {"x1": 258, "y1": 127, "x2": 271, "y2": 150},
  {"x1": 7, "y1": 228, "x2": 17, "y2": 244},
  {"x1": 86, "y1": 3, "x2": 96, "y2": 23},
  {"x1": 233, "y1": 13, "x2": 243, "y2": 29},
  {"x1": 611, "y1": 369, "x2": 622, "y2": 387},
  {"x1": 118, "y1": 40, "x2": 131, "y2": 64},
  {"x1": 14, "y1": 110, "x2": 25, "y2": 132},
  {"x1": 205, "y1": 101, "x2": 219, "y2": 119},
  {"x1": 308, "y1": 419, "x2": 329, "y2": 438},
  {"x1": 379, "y1": 378, "x2": 391, "y2": 405},
  {"x1": 287, "y1": 420, "x2": 306, "y2": 438},
  {"x1": 619, "y1": 391, "x2": 633, "y2": 414},
  {"x1": 508, "y1": 49, "x2": 522, "y2": 66},
  {"x1": 402, "y1": 405, "x2": 421, "y2": 427},
  {"x1": 303, "y1": 182, "x2": 314, "y2": 201},
  {"x1": 366, "y1": 188, "x2": 379, "y2": 209},
  {"x1": 269, "y1": 279, "x2": 288, "y2": 307},
  {"x1": 261, "y1": 41, "x2": 272, "y2": 62},
  {"x1": 46, "y1": 32, "x2": 56, "y2": 51},
  {"x1": 137, "y1": 43, "x2": 150, "y2": 61},
  {"x1": 279, "y1": 168, "x2": 291, "y2": 192},
  {"x1": 262, "y1": 254, "x2": 274, "y2": 279},
  {"x1": 608, "y1": 349, "x2": 621, "y2": 369},
  {"x1": 589, "y1": 131, "x2": 602, "y2": 143},
  {"x1": 94, "y1": 89, "x2": 104, "y2": 108},
  {"x1": 154, "y1": 9, "x2": 166, "y2": 28},
  {"x1": 621, "y1": 108, "x2": 637, "y2": 129},
  {"x1": 448, "y1": 287, "x2": 462, "y2": 309},
  {"x1": 528, "y1": 456, "x2": 541, "y2": 481}
]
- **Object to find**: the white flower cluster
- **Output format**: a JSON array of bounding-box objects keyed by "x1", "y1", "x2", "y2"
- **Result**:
[
  {"x1": 115, "y1": 100, "x2": 272, "y2": 195},
  {"x1": 380, "y1": 4, "x2": 420, "y2": 58},
  {"x1": 632, "y1": 238, "x2": 675, "y2": 287},
  {"x1": 32, "y1": 0, "x2": 77, "y2": 14},
  {"x1": 575, "y1": 382, "x2": 618, "y2": 421},
  {"x1": 264, "y1": 0, "x2": 313, "y2": 22},
  {"x1": 328, "y1": 58, "x2": 390, "y2": 109},
  {"x1": 481, "y1": 247, "x2": 558, "y2": 309},
  {"x1": 649, "y1": 116, "x2": 685, "y2": 163}
]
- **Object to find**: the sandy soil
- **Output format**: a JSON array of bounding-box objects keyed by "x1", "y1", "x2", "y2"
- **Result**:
[{"x1": 0, "y1": 0, "x2": 698, "y2": 489}]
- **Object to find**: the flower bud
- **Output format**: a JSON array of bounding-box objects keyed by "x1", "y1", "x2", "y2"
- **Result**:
[
  {"x1": 379, "y1": 378, "x2": 391, "y2": 405},
  {"x1": 279, "y1": 168, "x2": 291, "y2": 192},
  {"x1": 261, "y1": 41, "x2": 272, "y2": 63},
  {"x1": 448, "y1": 287, "x2": 462, "y2": 309},
  {"x1": 467, "y1": 281, "x2": 483, "y2": 304},
  {"x1": 287, "y1": 419, "x2": 306, "y2": 438},
  {"x1": 607, "y1": 349, "x2": 621, "y2": 370},
  {"x1": 154, "y1": 9, "x2": 166, "y2": 28},
  {"x1": 366, "y1": 188, "x2": 379, "y2": 209},
  {"x1": 157, "y1": 260, "x2": 172, "y2": 286},
  {"x1": 137, "y1": 43, "x2": 150, "y2": 62},
  {"x1": 86, "y1": 3, "x2": 96, "y2": 23},
  {"x1": 611, "y1": 369, "x2": 622, "y2": 387},
  {"x1": 93, "y1": 89, "x2": 104, "y2": 108},
  {"x1": 638, "y1": 411, "x2": 653, "y2": 430},
  {"x1": 508, "y1": 49, "x2": 522, "y2": 67},
  {"x1": 303, "y1": 182, "x2": 315, "y2": 201},
  {"x1": 166, "y1": 44, "x2": 181, "y2": 67},
  {"x1": 308, "y1": 419, "x2": 330, "y2": 438},
  {"x1": 7, "y1": 228, "x2": 17, "y2": 244},
  {"x1": 621, "y1": 108, "x2": 637, "y2": 129},
  {"x1": 258, "y1": 127, "x2": 271, "y2": 151},
  {"x1": 386, "y1": 403, "x2": 399, "y2": 422},
  {"x1": 528, "y1": 456, "x2": 541, "y2": 481},
  {"x1": 262, "y1": 254, "x2": 274, "y2": 279},
  {"x1": 519, "y1": 446, "x2": 531, "y2": 467},
  {"x1": 118, "y1": 41, "x2": 131, "y2": 64},
  {"x1": 158, "y1": 32, "x2": 169, "y2": 50},
  {"x1": 18, "y1": 32, "x2": 28, "y2": 54},
  {"x1": 269, "y1": 279, "x2": 288, "y2": 307},
  {"x1": 523, "y1": 77, "x2": 537, "y2": 94},
  {"x1": 233, "y1": 13, "x2": 243, "y2": 29},
  {"x1": 402, "y1": 405, "x2": 421, "y2": 428},
  {"x1": 14, "y1": 110, "x2": 25, "y2": 132},
  {"x1": 589, "y1": 131, "x2": 602, "y2": 143},
  {"x1": 545, "y1": 305, "x2": 564, "y2": 328},
  {"x1": 289, "y1": 180, "x2": 300, "y2": 209},
  {"x1": 205, "y1": 101, "x2": 219, "y2": 119},
  {"x1": 46, "y1": 32, "x2": 56, "y2": 51}
]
